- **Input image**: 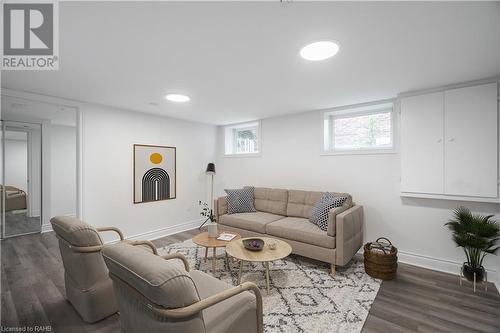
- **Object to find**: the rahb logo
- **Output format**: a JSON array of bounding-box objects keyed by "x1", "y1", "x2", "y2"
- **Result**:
[{"x1": 1, "y1": 1, "x2": 59, "y2": 70}]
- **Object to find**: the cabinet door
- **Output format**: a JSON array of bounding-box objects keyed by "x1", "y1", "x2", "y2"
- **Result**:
[
  {"x1": 401, "y1": 92, "x2": 444, "y2": 194},
  {"x1": 444, "y1": 83, "x2": 498, "y2": 197}
]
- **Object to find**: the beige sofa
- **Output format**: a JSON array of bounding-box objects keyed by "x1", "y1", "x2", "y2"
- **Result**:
[{"x1": 215, "y1": 187, "x2": 363, "y2": 274}]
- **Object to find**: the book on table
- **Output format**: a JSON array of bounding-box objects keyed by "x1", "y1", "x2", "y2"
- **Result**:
[{"x1": 217, "y1": 233, "x2": 237, "y2": 241}]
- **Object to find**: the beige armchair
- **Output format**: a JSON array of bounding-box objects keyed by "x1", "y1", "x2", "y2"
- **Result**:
[
  {"x1": 102, "y1": 242, "x2": 263, "y2": 333},
  {"x1": 50, "y1": 216, "x2": 155, "y2": 323}
]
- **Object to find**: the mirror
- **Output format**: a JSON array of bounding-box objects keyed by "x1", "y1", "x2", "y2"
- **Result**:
[{"x1": 2, "y1": 123, "x2": 42, "y2": 237}]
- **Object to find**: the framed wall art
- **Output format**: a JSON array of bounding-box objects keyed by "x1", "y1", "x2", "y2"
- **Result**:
[{"x1": 133, "y1": 144, "x2": 176, "y2": 203}]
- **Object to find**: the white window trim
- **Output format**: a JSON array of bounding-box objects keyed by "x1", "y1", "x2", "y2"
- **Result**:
[
  {"x1": 321, "y1": 99, "x2": 398, "y2": 156},
  {"x1": 224, "y1": 120, "x2": 262, "y2": 157}
]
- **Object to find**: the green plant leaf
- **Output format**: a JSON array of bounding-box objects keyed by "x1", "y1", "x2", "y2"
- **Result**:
[{"x1": 445, "y1": 206, "x2": 500, "y2": 265}]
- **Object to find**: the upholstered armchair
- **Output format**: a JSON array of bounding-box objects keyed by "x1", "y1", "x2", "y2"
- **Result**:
[
  {"x1": 50, "y1": 216, "x2": 156, "y2": 323},
  {"x1": 102, "y1": 242, "x2": 264, "y2": 333}
]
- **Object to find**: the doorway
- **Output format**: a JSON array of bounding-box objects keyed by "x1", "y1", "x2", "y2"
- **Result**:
[{"x1": 1, "y1": 122, "x2": 42, "y2": 237}]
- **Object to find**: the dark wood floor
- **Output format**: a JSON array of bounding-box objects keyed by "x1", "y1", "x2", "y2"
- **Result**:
[
  {"x1": 1, "y1": 229, "x2": 499, "y2": 333},
  {"x1": 4, "y1": 211, "x2": 41, "y2": 236}
]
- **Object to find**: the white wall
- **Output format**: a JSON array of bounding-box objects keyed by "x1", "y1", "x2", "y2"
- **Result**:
[
  {"x1": 5, "y1": 138, "x2": 27, "y2": 192},
  {"x1": 50, "y1": 125, "x2": 77, "y2": 217},
  {"x1": 215, "y1": 110, "x2": 500, "y2": 281},
  {"x1": 82, "y1": 104, "x2": 217, "y2": 242}
]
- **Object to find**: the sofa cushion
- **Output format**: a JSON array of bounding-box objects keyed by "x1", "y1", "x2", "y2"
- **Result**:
[
  {"x1": 287, "y1": 190, "x2": 353, "y2": 219},
  {"x1": 309, "y1": 193, "x2": 347, "y2": 231},
  {"x1": 225, "y1": 187, "x2": 256, "y2": 214},
  {"x1": 219, "y1": 212, "x2": 285, "y2": 234},
  {"x1": 286, "y1": 190, "x2": 324, "y2": 219},
  {"x1": 102, "y1": 242, "x2": 200, "y2": 309},
  {"x1": 266, "y1": 217, "x2": 336, "y2": 249},
  {"x1": 190, "y1": 270, "x2": 257, "y2": 333},
  {"x1": 254, "y1": 187, "x2": 288, "y2": 215}
]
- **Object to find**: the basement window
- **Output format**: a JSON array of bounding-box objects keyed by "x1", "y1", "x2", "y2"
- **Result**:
[
  {"x1": 323, "y1": 101, "x2": 395, "y2": 154},
  {"x1": 224, "y1": 121, "x2": 260, "y2": 156}
]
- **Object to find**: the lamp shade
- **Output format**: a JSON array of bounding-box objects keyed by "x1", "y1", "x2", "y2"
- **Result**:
[{"x1": 206, "y1": 163, "x2": 216, "y2": 175}]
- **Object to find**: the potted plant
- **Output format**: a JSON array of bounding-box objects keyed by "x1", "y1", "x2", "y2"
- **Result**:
[
  {"x1": 445, "y1": 206, "x2": 500, "y2": 282},
  {"x1": 199, "y1": 200, "x2": 217, "y2": 237}
]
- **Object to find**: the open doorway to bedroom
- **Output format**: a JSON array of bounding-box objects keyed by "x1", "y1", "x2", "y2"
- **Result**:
[{"x1": 1, "y1": 95, "x2": 78, "y2": 238}]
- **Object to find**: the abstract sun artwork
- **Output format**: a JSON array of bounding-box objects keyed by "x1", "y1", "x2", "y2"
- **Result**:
[{"x1": 134, "y1": 144, "x2": 176, "y2": 203}]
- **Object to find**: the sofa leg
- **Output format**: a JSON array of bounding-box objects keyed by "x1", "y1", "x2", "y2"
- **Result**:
[{"x1": 330, "y1": 264, "x2": 336, "y2": 276}]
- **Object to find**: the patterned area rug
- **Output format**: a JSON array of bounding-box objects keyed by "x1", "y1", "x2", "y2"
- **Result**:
[{"x1": 159, "y1": 240, "x2": 381, "y2": 333}]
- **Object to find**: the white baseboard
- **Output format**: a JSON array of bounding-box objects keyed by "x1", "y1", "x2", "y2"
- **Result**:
[
  {"x1": 41, "y1": 218, "x2": 202, "y2": 240},
  {"x1": 124, "y1": 218, "x2": 203, "y2": 242},
  {"x1": 41, "y1": 223, "x2": 53, "y2": 233},
  {"x1": 398, "y1": 250, "x2": 500, "y2": 293},
  {"x1": 41, "y1": 218, "x2": 500, "y2": 292},
  {"x1": 397, "y1": 250, "x2": 498, "y2": 277},
  {"x1": 357, "y1": 248, "x2": 500, "y2": 293}
]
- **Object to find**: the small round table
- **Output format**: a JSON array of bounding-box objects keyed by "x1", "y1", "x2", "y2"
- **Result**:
[
  {"x1": 192, "y1": 231, "x2": 241, "y2": 272},
  {"x1": 226, "y1": 237, "x2": 292, "y2": 294}
]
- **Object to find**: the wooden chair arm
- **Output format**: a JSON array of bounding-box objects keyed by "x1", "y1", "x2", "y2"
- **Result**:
[
  {"x1": 96, "y1": 226, "x2": 124, "y2": 240},
  {"x1": 128, "y1": 240, "x2": 158, "y2": 255},
  {"x1": 152, "y1": 282, "x2": 263, "y2": 333},
  {"x1": 161, "y1": 253, "x2": 190, "y2": 271},
  {"x1": 70, "y1": 244, "x2": 103, "y2": 253}
]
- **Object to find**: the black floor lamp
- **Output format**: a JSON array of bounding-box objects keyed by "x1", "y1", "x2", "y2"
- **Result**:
[{"x1": 199, "y1": 162, "x2": 216, "y2": 230}]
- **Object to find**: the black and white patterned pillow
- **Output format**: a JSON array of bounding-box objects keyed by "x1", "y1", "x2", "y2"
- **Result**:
[
  {"x1": 224, "y1": 187, "x2": 256, "y2": 214},
  {"x1": 309, "y1": 192, "x2": 347, "y2": 231}
]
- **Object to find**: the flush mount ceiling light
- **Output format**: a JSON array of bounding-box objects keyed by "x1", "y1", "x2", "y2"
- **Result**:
[
  {"x1": 300, "y1": 41, "x2": 340, "y2": 61},
  {"x1": 165, "y1": 93, "x2": 190, "y2": 102}
]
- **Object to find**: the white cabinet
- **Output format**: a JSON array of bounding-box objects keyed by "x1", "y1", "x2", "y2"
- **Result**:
[
  {"x1": 401, "y1": 92, "x2": 444, "y2": 194},
  {"x1": 444, "y1": 84, "x2": 498, "y2": 197},
  {"x1": 400, "y1": 82, "x2": 498, "y2": 202}
]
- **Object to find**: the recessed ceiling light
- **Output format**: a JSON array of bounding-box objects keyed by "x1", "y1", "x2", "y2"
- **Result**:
[
  {"x1": 300, "y1": 41, "x2": 339, "y2": 61},
  {"x1": 165, "y1": 94, "x2": 190, "y2": 103}
]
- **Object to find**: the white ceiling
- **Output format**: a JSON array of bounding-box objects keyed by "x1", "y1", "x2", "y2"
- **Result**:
[
  {"x1": 1, "y1": 96, "x2": 77, "y2": 126},
  {"x1": 2, "y1": 1, "x2": 499, "y2": 125}
]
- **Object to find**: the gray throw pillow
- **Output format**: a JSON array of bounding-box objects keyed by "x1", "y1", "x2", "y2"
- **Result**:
[
  {"x1": 224, "y1": 187, "x2": 256, "y2": 214},
  {"x1": 309, "y1": 192, "x2": 347, "y2": 231}
]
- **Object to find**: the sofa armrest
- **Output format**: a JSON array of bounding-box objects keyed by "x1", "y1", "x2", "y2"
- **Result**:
[
  {"x1": 96, "y1": 226, "x2": 124, "y2": 241},
  {"x1": 128, "y1": 240, "x2": 158, "y2": 254},
  {"x1": 153, "y1": 281, "x2": 263, "y2": 333},
  {"x1": 327, "y1": 206, "x2": 348, "y2": 237},
  {"x1": 335, "y1": 205, "x2": 364, "y2": 266},
  {"x1": 161, "y1": 253, "x2": 190, "y2": 272},
  {"x1": 215, "y1": 196, "x2": 228, "y2": 220}
]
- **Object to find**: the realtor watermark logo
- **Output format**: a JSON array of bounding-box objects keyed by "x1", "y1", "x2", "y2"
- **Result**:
[{"x1": 1, "y1": 1, "x2": 59, "y2": 70}]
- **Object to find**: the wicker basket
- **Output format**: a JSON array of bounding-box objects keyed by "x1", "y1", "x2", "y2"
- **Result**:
[{"x1": 364, "y1": 237, "x2": 398, "y2": 280}]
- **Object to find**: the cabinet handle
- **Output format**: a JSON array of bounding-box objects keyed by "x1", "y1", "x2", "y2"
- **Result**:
[
  {"x1": 437, "y1": 139, "x2": 442, "y2": 143},
  {"x1": 448, "y1": 138, "x2": 455, "y2": 142}
]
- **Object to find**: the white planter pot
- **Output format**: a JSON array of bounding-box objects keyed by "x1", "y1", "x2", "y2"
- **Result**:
[{"x1": 207, "y1": 223, "x2": 218, "y2": 238}]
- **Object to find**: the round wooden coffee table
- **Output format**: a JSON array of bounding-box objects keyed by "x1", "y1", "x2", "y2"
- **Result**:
[
  {"x1": 225, "y1": 237, "x2": 292, "y2": 294},
  {"x1": 192, "y1": 231, "x2": 241, "y2": 272}
]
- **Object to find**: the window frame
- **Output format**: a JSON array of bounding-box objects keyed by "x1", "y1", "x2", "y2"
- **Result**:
[
  {"x1": 321, "y1": 100, "x2": 397, "y2": 156},
  {"x1": 223, "y1": 120, "x2": 261, "y2": 157}
]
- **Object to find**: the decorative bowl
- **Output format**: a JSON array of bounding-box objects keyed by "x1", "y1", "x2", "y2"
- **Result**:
[{"x1": 242, "y1": 238, "x2": 264, "y2": 251}]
